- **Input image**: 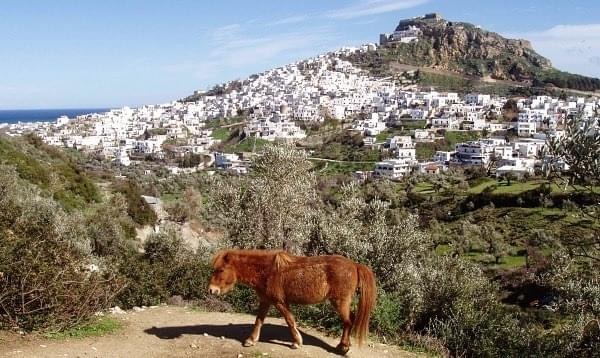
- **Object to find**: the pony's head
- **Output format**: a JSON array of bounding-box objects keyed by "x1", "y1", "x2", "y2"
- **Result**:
[{"x1": 208, "y1": 251, "x2": 237, "y2": 295}]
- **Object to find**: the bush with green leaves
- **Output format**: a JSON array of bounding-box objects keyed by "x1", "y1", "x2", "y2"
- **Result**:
[
  {"x1": 304, "y1": 183, "x2": 430, "y2": 291},
  {"x1": 429, "y1": 297, "x2": 530, "y2": 357},
  {"x1": 0, "y1": 160, "x2": 212, "y2": 331},
  {"x1": 532, "y1": 250, "x2": 600, "y2": 357},
  {"x1": 538, "y1": 113, "x2": 600, "y2": 357},
  {"x1": 86, "y1": 194, "x2": 138, "y2": 256},
  {"x1": 209, "y1": 145, "x2": 317, "y2": 253},
  {"x1": 113, "y1": 179, "x2": 157, "y2": 226},
  {"x1": 164, "y1": 187, "x2": 202, "y2": 223},
  {"x1": 0, "y1": 135, "x2": 100, "y2": 211},
  {"x1": 547, "y1": 115, "x2": 600, "y2": 190},
  {"x1": 115, "y1": 229, "x2": 213, "y2": 308},
  {"x1": 0, "y1": 166, "x2": 121, "y2": 331}
]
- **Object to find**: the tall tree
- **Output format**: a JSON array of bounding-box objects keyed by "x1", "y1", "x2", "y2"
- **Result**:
[
  {"x1": 547, "y1": 116, "x2": 600, "y2": 192},
  {"x1": 209, "y1": 145, "x2": 317, "y2": 252},
  {"x1": 546, "y1": 115, "x2": 600, "y2": 262}
]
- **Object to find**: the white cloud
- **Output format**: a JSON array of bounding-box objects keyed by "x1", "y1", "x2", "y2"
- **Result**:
[
  {"x1": 166, "y1": 25, "x2": 338, "y2": 85},
  {"x1": 508, "y1": 24, "x2": 600, "y2": 78},
  {"x1": 267, "y1": 15, "x2": 309, "y2": 26},
  {"x1": 209, "y1": 27, "x2": 336, "y2": 68},
  {"x1": 210, "y1": 24, "x2": 242, "y2": 43},
  {"x1": 326, "y1": 0, "x2": 429, "y2": 19},
  {"x1": 354, "y1": 18, "x2": 379, "y2": 25}
]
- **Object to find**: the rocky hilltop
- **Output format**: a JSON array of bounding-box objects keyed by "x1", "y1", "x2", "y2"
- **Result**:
[
  {"x1": 351, "y1": 13, "x2": 600, "y2": 92},
  {"x1": 391, "y1": 14, "x2": 551, "y2": 81}
]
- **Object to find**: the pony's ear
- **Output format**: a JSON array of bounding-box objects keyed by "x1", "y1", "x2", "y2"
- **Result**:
[
  {"x1": 212, "y1": 250, "x2": 233, "y2": 267},
  {"x1": 212, "y1": 251, "x2": 226, "y2": 267}
]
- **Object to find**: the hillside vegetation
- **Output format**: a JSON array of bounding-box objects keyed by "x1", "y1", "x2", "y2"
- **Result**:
[
  {"x1": 0, "y1": 134, "x2": 100, "y2": 210},
  {"x1": 1, "y1": 133, "x2": 599, "y2": 357}
]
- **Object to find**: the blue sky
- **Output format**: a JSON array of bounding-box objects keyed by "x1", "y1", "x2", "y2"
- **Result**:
[{"x1": 1, "y1": 0, "x2": 599, "y2": 109}]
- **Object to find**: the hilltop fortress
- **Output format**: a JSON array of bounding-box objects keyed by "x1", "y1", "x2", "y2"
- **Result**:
[{"x1": 379, "y1": 13, "x2": 442, "y2": 45}]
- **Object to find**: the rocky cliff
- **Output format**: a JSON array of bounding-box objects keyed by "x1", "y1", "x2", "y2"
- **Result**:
[
  {"x1": 352, "y1": 14, "x2": 600, "y2": 92},
  {"x1": 391, "y1": 16, "x2": 552, "y2": 81}
]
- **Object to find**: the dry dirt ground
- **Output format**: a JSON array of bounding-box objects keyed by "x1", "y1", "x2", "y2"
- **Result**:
[{"x1": 0, "y1": 306, "x2": 420, "y2": 358}]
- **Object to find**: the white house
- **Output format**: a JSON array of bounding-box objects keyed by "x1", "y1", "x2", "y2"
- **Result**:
[
  {"x1": 431, "y1": 115, "x2": 460, "y2": 129},
  {"x1": 517, "y1": 121, "x2": 536, "y2": 137},
  {"x1": 374, "y1": 159, "x2": 413, "y2": 180},
  {"x1": 116, "y1": 148, "x2": 131, "y2": 166},
  {"x1": 496, "y1": 159, "x2": 535, "y2": 179},
  {"x1": 494, "y1": 146, "x2": 514, "y2": 160},
  {"x1": 434, "y1": 151, "x2": 455, "y2": 163},
  {"x1": 414, "y1": 129, "x2": 434, "y2": 141},
  {"x1": 465, "y1": 94, "x2": 491, "y2": 106},
  {"x1": 455, "y1": 140, "x2": 496, "y2": 165}
]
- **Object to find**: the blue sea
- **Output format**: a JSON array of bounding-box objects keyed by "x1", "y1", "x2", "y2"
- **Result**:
[{"x1": 0, "y1": 108, "x2": 110, "y2": 124}]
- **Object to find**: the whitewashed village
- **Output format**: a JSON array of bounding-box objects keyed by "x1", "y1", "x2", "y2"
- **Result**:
[{"x1": 3, "y1": 32, "x2": 598, "y2": 182}]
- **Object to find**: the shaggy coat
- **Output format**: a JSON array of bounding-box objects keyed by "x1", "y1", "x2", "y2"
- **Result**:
[{"x1": 208, "y1": 249, "x2": 377, "y2": 353}]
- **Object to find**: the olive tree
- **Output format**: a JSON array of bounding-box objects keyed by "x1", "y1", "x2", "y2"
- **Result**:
[
  {"x1": 546, "y1": 115, "x2": 600, "y2": 262},
  {"x1": 305, "y1": 182, "x2": 431, "y2": 290},
  {"x1": 209, "y1": 145, "x2": 318, "y2": 253},
  {"x1": 547, "y1": 116, "x2": 600, "y2": 191},
  {"x1": 542, "y1": 115, "x2": 600, "y2": 355}
]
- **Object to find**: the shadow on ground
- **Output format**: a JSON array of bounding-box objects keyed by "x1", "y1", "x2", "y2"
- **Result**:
[{"x1": 144, "y1": 323, "x2": 340, "y2": 354}]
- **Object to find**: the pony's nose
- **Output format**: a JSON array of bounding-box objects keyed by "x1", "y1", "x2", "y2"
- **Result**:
[{"x1": 208, "y1": 286, "x2": 221, "y2": 295}]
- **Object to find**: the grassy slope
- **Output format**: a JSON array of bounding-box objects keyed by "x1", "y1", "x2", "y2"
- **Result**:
[
  {"x1": 429, "y1": 178, "x2": 600, "y2": 269},
  {"x1": 469, "y1": 178, "x2": 600, "y2": 195},
  {"x1": 225, "y1": 137, "x2": 270, "y2": 153},
  {"x1": 0, "y1": 135, "x2": 101, "y2": 210},
  {"x1": 415, "y1": 130, "x2": 481, "y2": 160},
  {"x1": 211, "y1": 127, "x2": 231, "y2": 141}
]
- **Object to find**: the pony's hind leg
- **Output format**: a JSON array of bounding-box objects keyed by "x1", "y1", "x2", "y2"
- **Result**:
[
  {"x1": 274, "y1": 303, "x2": 303, "y2": 349},
  {"x1": 331, "y1": 297, "x2": 353, "y2": 354},
  {"x1": 244, "y1": 301, "x2": 270, "y2": 347}
]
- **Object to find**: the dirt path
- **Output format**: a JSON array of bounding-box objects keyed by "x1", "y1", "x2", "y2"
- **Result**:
[{"x1": 0, "y1": 306, "x2": 419, "y2": 358}]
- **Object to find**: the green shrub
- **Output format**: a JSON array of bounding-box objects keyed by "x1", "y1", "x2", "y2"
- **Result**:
[
  {"x1": 371, "y1": 290, "x2": 412, "y2": 338},
  {"x1": 178, "y1": 153, "x2": 204, "y2": 168},
  {"x1": 113, "y1": 179, "x2": 157, "y2": 226},
  {"x1": 87, "y1": 195, "x2": 137, "y2": 256},
  {"x1": 221, "y1": 286, "x2": 260, "y2": 315},
  {"x1": 534, "y1": 69, "x2": 600, "y2": 91},
  {"x1": 115, "y1": 230, "x2": 213, "y2": 307},
  {"x1": 294, "y1": 302, "x2": 343, "y2": 332},
  {"x1": 0, "y1": 167, "x2": 121, "y2": 331},
  {"x1": 429, "y1": 300, "x2": 530, "y2": 357},
  {"x1": 0, "y1": 136, "x2": 100, "y2": 211}
]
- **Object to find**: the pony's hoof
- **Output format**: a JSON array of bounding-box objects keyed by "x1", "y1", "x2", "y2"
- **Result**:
[
  {"x1": 243, "y1": 339, "x2": 256, "y2": 347},
  {"x1": 336, "y1": 343, "x2": 350, "y2": 355},
  {"x1": 290, "y1": 342, "x2": 301, "y2": 349}
]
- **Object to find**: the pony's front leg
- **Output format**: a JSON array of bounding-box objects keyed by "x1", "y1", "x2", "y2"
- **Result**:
[
  {"x1": 274, "y1": 303, "x2": 303, "y2": 349},
  {"x1": 244, "y1": 301, "x2": 270, "y2": 347}
]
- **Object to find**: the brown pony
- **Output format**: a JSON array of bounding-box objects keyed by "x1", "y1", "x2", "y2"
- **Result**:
[{"x1": 208, "y1": 249, "x2": 376, "y2": 354}]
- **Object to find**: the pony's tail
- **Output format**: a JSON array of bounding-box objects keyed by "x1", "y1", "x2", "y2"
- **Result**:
[{"x1": 354, "y1": 264, "x2": 376, "y2": 346}]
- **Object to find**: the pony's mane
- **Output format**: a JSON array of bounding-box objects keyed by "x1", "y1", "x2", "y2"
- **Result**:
[
  {"x1": 212, "y1": 249, "x2": 296, "y2": 270},
  {"x1": 273, "y1": 251, "x2": 295, "y2": 270}
]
